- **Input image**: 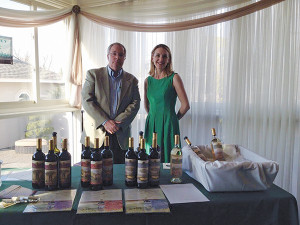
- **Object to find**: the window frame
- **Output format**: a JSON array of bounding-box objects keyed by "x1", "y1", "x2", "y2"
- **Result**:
[{"x1": 0, "y1": 2, "x2": 78, "y2": 120}]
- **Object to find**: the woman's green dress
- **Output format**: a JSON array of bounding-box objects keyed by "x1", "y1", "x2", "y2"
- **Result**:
[{"x1": 144, "y1": 73, "x2": 180, "y2": 163}]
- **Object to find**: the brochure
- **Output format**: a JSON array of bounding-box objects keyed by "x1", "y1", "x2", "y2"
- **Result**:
[
  {"x1": 77, "y1": 189, "x2": 123, "y2": 214},
  {"x1": 124, "y1": 188, "x2": 170, "y2": 214},
  {"x1": 23, "y1": 189, "x2": 76, "y2": 213},
  {"x1": 0, "y1": 185, "x2": 35, "y2": 199}
]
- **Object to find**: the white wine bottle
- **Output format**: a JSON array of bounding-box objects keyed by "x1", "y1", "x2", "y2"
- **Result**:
[
  {"x1": 211, "y1": 128, "x2": 225, "y2": 161},
  {"x1": 184, "y1": 136, "x2": 201, "y2": 155},
  {"x1": 170, "y1": 135, "x2": 182, "y2": 183},
  {"x1": 184, "y1": 136, "x2": 207, "y2": 161}
]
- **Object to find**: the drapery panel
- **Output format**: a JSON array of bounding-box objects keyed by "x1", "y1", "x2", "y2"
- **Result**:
[
  {"x1": 81, "y1": 0, "x2": 284, "y2": 32},
  {"x1": 221, "y1": 0, "x2": 300, "y2": 205},
  {"x1": 0, "y1": 6, "x2": 72, "y2": 27}
]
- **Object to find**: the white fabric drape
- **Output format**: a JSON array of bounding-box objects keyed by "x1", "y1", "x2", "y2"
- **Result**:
[
  {"x1": 81, "y1": 0, "x2": 252, "y2": 22},
  {"x1": 0, "y1": 6, "x2": 72, "y2": 27},
  {"x1": 79, "y1": 0, "x2": 299, "y2": 217},
  {"x1": 222, "y1": 0, "x2": 300, "y2": 203}
]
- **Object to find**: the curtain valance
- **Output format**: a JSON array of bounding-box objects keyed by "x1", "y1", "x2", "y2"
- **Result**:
[
  {"x1": 0, "y1": 0, "x2": 285, "y2": 89},
  {"x1": 0, "y1": 0, "x2": 284, "y2": 30}
]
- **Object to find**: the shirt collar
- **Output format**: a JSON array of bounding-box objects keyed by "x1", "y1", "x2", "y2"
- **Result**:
[{"x1": 107, "y1": 66, "x2": 123, "y2": 79}]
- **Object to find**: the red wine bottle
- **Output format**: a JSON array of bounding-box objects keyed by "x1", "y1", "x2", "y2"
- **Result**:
[
  {"x1": 101, "y1": 136, "x2": 113, "y2": 186},
  {"x1": 59, "y1": 138, "x2": 71, "y2": 189},
  {"x1": 90, "y1": 138, "x2": 103, "y2": 190},
  {"x1": 45, "y1": 139, "x2": 58, "y2": 191},
  {"x1": 149, "y1": 132, "x2": 160, "y2": 187},
  {"x1": 81, "y1": 136, "x2": 91, "y2": 187},
  {"x1": 125, "y1": 137, "x2": 137, "y2": 187},
  {"x1": 137, "y1": 138, "x2": 149, "y2": 189},
  {"x1": 32, "y1": 138, "x2": 45, "y2": 189}
]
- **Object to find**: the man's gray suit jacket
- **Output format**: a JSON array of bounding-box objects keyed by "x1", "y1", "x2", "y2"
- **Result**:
[{"x1": 81, "y1": 67, "x2": 140, "y2": 149}]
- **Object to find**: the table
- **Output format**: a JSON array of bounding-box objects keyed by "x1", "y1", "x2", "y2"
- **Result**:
[{"x1": 0, "y1": 165, "x2": 299, "y2": 225}]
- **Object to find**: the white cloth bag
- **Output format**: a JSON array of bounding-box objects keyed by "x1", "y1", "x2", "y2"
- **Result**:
[{"x1": 182, "y1": 145, "x2": 279, "y2": 192}]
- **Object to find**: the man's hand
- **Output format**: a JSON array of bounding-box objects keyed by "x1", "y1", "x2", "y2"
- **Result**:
[{"x1": 104, "y1": 120, "x2": 121, "y2": 134}]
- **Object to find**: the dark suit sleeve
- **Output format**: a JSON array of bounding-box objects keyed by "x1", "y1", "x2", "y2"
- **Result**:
[
  {"x1": 114, "y1": 77, "x2": 140, "y2": 130},
  {"x1": 81, "y1": 70, "x2": 110, "y2": 128}
]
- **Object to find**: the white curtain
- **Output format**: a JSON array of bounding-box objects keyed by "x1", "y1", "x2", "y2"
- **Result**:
[
  {"x1": 222, "y1": 0, "x2": 300, "y2": 208},
  {"x1": 79, "y1": 0, "x2": 299, "y2": 216}
]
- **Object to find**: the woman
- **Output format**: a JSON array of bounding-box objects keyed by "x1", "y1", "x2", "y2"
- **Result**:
[{"x1": 144, "y1": 44, "x2": 190, "y2": 163}]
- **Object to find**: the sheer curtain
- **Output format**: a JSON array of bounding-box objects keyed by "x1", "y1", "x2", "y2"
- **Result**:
[
  {"x1": 79, "y1": 0, "x2": 299, "y2": 216},
  {"x1": 79, "y1": 17, "x2": 220, "y2": 146},
  {"x1": 222, "y1": 0, "x2": 300, "y2": 211}
]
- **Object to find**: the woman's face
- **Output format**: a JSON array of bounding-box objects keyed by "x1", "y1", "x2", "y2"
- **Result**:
[{"x1": 152, "y1": 47, "x2": 170, "y2": 71}]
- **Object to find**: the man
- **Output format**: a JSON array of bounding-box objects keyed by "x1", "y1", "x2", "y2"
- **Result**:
[{"x1": 81, "y1": 42, "x2": 140, "y2": 163}]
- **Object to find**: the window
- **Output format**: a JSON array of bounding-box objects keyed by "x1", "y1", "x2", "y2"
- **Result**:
[
  {"x1": 0, "y1": 1, "x2": 79, "y2": 169},
  {"x1": 38, "y1": 21, "x2": 69, "y2": 100},
  {"x1": 0, "y1": 112, "x2": 74, "y2": 168},
  {"x1": 0, "y1": 26, "x2": 35, "y2": 102},
  {"x1": 0, "y1": 1, "x2": 75, "y2": 116}
]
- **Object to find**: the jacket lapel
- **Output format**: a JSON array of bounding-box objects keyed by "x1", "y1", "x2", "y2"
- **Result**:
[{"x1": 97, "y1": 68, "x2": 110, "y2": 111}]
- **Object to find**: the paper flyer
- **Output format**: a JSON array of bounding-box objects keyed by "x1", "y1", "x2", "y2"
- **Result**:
[
  {"x1": 77, "y1": 189, "x2": 123, "y2": 214},
  {"x1": 0, "y1": 185, "x2": 35, "y2": 199},
  {"x1": 160, "y1": 183, "x2": 209, "y2": 204},
  {"x1": 124, "y1": 188, "x2": 170, "y2": 214},
  {"x1": 23, "y1": 189, "x2": 77, "y2": 213}
]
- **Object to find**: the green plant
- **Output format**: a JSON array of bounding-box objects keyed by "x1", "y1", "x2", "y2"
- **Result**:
[{"x1": 25, "y1": 115, "x2": 54, "y2": 140}]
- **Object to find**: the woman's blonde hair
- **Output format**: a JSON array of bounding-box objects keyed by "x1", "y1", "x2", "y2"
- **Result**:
[{"x1": 149, "y1": 44, "x2": 173, "y2": 77}]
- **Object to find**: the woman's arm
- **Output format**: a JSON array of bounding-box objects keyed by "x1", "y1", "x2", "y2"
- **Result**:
[
  {"x1": 144, "y1": 77, "x2": 149, "y2": 113},
  {"x1": 173, "y1": 74, "x2": 190, "y2": 120}
]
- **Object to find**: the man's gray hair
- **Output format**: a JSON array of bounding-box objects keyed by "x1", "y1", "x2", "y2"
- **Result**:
[{"x1": 107, "y1": 42, "x2": 126, "y2": 56}]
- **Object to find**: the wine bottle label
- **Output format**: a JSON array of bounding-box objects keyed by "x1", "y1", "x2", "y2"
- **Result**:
[
  {"x1": 81, "y1": 159, "x2": 91, "y2": 182},
  {"x1": 170, "y1": 155, "x2": 182, "y2": 178},
  {"x1": 59, "y1": 160, "x2": 71, "y2": 185},
  {"x1": 149, "y1": 159, "x2": 160, "y2": 182},
  {"x1": 91, "y1": 160, "x2": 102, "y2": 185},
  {"x1": 213, "y1": 142, "x2": 225, "y2": 160},
  {"x1": 137, "y1": 160, "x2": 149, "y2": 184},
  {"x1": 125, "y1": 158, "x2": 137, "y2": 182},
  {"x1": 193, "y1": 147, "x2": 201, "y2": 155},
  {"x1": 32, "y1": 160, "x2": 45, "y2": 184},
  {"x1": 45, "y1": 161, "x2": 57, "y2": 186},
  {"x1": 102, "y1": 158, "x2": 113, "y2": 183}
]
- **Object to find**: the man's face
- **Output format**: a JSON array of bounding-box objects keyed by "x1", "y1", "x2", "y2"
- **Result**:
[{"x1": 107, "y1": 44, "x2": 126, "y2": 72}]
